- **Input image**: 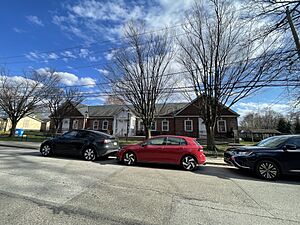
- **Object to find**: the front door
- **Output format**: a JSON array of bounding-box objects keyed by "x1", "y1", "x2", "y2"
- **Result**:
[
  {"x1": 62, "y1": 118, "x2": 70, "y2": 132},
  {"x1": 284, "y1": 137, "x2": 300, "y2": 172},
  {"x1": 198, "y1": 118, "x2": 207, "y2": 138},
  {"x1": 55, "y1": 130, "x2": 79, "y2": 154}
]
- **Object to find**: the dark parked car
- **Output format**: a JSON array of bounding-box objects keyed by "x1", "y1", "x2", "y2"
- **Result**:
[
  {"x1": 224, "y1": 135, "x2": 300, "y2": 180},
  {"x1": 40, "y1": 130, "x2": 119, "y2": 161},
  {"x1": 117, "y1": 135, "x2": 206, "y2": 171}
]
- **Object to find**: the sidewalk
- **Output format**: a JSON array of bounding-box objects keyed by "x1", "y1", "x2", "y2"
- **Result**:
[{"x1": 0, "y1": 141, "x2": 227, "y2": 166}]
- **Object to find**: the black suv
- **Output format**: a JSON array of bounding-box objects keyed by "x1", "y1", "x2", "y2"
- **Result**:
[
  {"x1": 224, "y1": 135, "x2": 300, "y2": 180},
  {"x1": 40, "y1": 130, "x2": 119, "y2": 161}
]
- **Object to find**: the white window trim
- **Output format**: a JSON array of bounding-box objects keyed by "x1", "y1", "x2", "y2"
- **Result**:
[
  {"x1": 73, "y1": 120, "x2": 78, "y2": 129},
  {"x1": 184, "y1": 119, "x2": 193, "y2": 132},
  {"x1": 162, "y1": 120, "x2": 169, "y2": 131},
  {"x1": 217, "y1": 119, "x2": 227, "y2": 133},
  {"x1": 151, "y1": 121, "x2": 157, "y2": 131},
  {"x1": 139, "y1": 120, "x2": 145, "y2": 131},
  {"x1": 93, "y1": 120, "x2": 99, "y2": 130},
  {"x1": 102, "y1": 120, "x2": 109, "y2": 130}
]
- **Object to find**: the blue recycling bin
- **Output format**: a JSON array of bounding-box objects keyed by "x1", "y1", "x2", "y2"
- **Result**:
[{"x1": 15, "y1": 129, "x2": 24, "y2": 137}]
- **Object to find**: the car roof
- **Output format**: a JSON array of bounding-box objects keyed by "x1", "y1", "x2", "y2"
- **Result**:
[
  {"x1": 72, "y1": 129, "x2": 115, "y2": 138},
  {"x1": 151, "y1": 135, "x2": 195, "y2": 140}
]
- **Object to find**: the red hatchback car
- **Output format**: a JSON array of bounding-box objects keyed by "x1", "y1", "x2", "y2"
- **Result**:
[{"x1": 117, "y1": 135, "x2": 206, "y2": 171}]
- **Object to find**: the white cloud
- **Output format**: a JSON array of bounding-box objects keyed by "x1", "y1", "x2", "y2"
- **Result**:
[
  {"x1": 79, "y1": 48, "x2": 89, "y2": 58},
  {"x1": 52, "y1": 0, "x2": 193, "y2": 43},
  {"x1": 36, "y1": 68, "x2": 96, "y2": 88},
  {"x1": 61, "y1": 51, "x2": 77, "y2": 58},
  {"x1": 233, "y1": 102, "x2": 292, "y2": 118},
  {"x1": 13, "y1": 27, "x2": 25, "y2": 33},
  {"x1": 48, "y1": 53, "x2": 59, "y2": 59},
  {"x1": 96, "y1": 68, "x2": 109, "y2": 75},
  {"x1": 26, "y1": 15, "x2": 44, "y2": 26}
]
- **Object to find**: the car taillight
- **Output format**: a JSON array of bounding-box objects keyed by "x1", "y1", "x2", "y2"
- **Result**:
[{"x1": 198, "y1": 146, "x2": 203, "y2": 152}]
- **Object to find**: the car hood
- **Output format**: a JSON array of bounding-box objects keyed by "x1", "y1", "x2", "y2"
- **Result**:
[
  {"x1": 226, "y1": 146, "x2": 275, "y2": 152},
  {"x1": 122, "y1": 144, "x2": 141, "y2": 149}
]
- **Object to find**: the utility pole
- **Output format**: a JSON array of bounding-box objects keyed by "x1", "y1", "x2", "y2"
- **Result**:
[{"x1": 286, "y1": 6, "x2": 300, "y2": 58}]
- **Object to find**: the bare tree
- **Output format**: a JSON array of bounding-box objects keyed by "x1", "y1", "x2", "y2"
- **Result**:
[
  {"x1": 0, "y1": 69, "x2": 59, "y2": 137},
  {"x1": 41, "y1": 69, "x2": 84, "y2": 134},
  {"x1": 177, "y1": 0, "x2": 283, "y2": 151},
  {"x1": 247, "y1": 0, "x2": 300, "y2": 105},
  {"x1": 105, "y1": 21, "x2": 175, "y2": 138},
  {"x1": 240, "y1": 109, "x2": 282, "y2": 130}
]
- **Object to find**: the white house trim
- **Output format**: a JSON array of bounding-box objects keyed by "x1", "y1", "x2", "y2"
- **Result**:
[
  {"x1": 217, "y1": 119, "x2": 227, "y2": 133},
  {"x1": 184, "y1": 119, "x2": 193, "y2": 132},
  {"x1": 93, "y1": 120, "x2": 99, "y2": 130},
  {"x1": 162, "y1": 119, "x2": 169, "y2": 131},
  {"x1": 102, "y1": 120, "x2": 109, "y2": 130}
]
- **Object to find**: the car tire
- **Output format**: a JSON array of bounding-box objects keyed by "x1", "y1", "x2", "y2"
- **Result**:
[
  {"x1": 123, "y1": 151, "x2": 136, "y2": 166},
  {"x1": 181, "y1": 155, "x2": 198, "y2": 171},
  {"x1": 83, "y1": 148, "x2": 96, "y2": 161},
  {"x1": 255, "y1": 160, "x2": 280, "y2": 180},
  {"x1": 40, "y1": 144, "x2": 52, "y2": 157}
]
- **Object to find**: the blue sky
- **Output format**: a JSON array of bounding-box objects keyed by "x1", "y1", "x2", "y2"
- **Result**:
[{"x1": 0, "y1": 0, "x2": 297, "y2": 117}]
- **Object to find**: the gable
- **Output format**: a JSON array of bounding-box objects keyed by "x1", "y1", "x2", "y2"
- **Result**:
[{"x1": 175, "y1": 97, "x2": 239, "y2": 117}]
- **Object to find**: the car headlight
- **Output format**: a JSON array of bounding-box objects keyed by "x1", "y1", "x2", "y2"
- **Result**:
[{"x1": 235, "y1": 151, "x2": 252, "y2": 156}]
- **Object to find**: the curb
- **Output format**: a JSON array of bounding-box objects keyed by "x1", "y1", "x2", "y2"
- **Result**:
[
  {"x1": 205, "y1": 161, "x2": 228, "y2": 166},
  {"x1": 0, "y1": 143, "x2": 39, "y2": 150}
]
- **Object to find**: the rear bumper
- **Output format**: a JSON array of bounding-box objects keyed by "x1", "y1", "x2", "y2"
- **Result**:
[{"x1": 196, "y1": 153, "x2": 206, "y2": 165}]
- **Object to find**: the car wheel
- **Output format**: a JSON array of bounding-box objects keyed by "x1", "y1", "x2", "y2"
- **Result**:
[
  {"x1": 40, "y1": 144, "x2": 52, "y2": 156},
  {"x1": 181, "y1": 155, "x2": 197, "y2": 171},
  {"x1": 83, "y1": 148, "x2": 96, "y2": 161},
  {"x1": 256, "y1": 160, "x2": 280, "y2": 180},
  {"x1": 123, "y1": 152, "x2": 136, "y2": 166}
]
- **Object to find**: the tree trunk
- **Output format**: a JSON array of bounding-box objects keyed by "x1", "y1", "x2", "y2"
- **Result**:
[
  {"x1": 145, "y1": 127, "x2": 151, "y2": 139},
  {"x1": 9, "y1": 120, "x2": 17, "y2": 137},
  {"x1": 206, "y1": 125, "x2": 217, "y2": 156}
]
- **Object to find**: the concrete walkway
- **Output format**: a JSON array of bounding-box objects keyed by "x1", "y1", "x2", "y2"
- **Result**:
[{"x1": 0, "y1": 140, "x2": 227, "y2": 165}]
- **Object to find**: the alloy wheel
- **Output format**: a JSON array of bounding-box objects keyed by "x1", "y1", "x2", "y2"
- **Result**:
[
  {"x1": 83, "y1": 148, "x2": 96, "y2": 161},
  {"x1": 123, "y1": 152, "x2": 136, "y2": 165},
  {"x1": 41, "y1": 145, "x2": 51, "y2": 156},
  {"x1": 257, "y1": 161, "x2": 279, "y2": 180},
  {"x1": 182, "y1": 156, "x2": 197, "y2": 171}
]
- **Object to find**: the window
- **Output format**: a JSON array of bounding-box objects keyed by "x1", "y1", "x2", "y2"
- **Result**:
[
  {"x1": 184, "y1": 119, "x2": 193, "y2": 132},
  {"x1": 148, "y1": 137, "x2": 166, "y2": 145},
  {"x1": 150, "y1": 121, "x2": 156, "y2": 131},
  {"x1": 73, "y1": 120, "x2": 78, "y2": 129},
  {"x1": 287, "y1": 138, "x2": 300, "y2": 148},
  {"x1": 93, "y1": 120, "x2": 99, "y2": 130},
  {"x1": 166, "y1": 137, "x2": 187, "y2": 145},
  {"x1": 102, "y1": 120, "x2": 109, "y2": 130},
  {"x1": 63, "y1": 131, "x2": 78, "y2": 138},
  {"x1": 217, "y1": 120, "x2": 227, "y2": 133},
  {"x1": 139, "y1": 121, "x2": 144, "y2": 131},
  {"x1": 162, "y1": 120, "x2": 169, "y2": 131}
]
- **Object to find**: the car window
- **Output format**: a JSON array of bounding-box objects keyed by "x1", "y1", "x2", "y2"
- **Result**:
[
  {"x1": 76, "y1": 131, "x2": 89, "y2": 138},
  {"x1": 287, "y1": 138, "x2": 300, "y2": 148},
  {"x1": 166, "y1": 137, "x2": 187, "y2": 145},
  {"x1": 256, "y1": 136, "x2": 290, "y2": 148},
  {"x1": 148, "y1": 137, "x2": 166, "y2": 145},
  {"x1": 63, "y1": 131, "x2": 78, "y2": 138}
]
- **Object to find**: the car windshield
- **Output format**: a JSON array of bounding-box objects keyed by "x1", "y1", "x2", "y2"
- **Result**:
[{"x1": 256, "y1": 136, "x2": 289, "y2": 148}]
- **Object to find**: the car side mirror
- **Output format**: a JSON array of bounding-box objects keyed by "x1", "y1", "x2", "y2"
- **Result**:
[
  {"x1": 285, "y1": 144, "x2": 297, "y2": 150},
  {"x1": 141, "y1": 142, "x2": 148, "y2": 147}
]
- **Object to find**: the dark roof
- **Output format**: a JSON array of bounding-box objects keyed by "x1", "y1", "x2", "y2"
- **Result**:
[
  {"x1": 88, "y1": 105, "x2": 124, "y2": 117},
  {"x1": 87, "y1": 103, "x2": 188, "y2": 118}
]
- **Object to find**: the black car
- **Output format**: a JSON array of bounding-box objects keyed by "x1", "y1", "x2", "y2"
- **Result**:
[
  {"x1": 224, "y1": 135, "x2": 300, "y2": 180},
  {"x1": 40, "y1": 130, "x2": 119, "y2": 161}
]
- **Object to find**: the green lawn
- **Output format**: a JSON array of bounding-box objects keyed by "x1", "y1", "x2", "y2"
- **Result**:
[{"x1": 0, "y1": 135, "x2": 49, "y2": 142}]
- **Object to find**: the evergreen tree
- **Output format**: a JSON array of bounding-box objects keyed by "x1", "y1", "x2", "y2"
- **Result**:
[
  {"x1": 277, "y1": 118, "x2": 291, "y2": 134},
  {"x1": 294, "y1": 117, "x2": 300, "y2": 134}
]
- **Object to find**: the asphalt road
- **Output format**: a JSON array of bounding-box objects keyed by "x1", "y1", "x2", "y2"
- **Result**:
[{"x1": 0, "y1": 146, "x2": 299, "y2": 225}]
